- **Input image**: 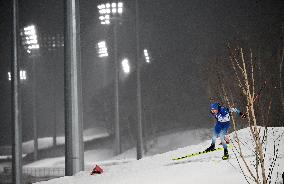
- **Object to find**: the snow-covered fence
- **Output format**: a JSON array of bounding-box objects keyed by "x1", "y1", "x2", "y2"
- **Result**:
[
  {"x1": 1, "y1": 166, "x2": 64, "y2": 177},
  {"x1": 0, "y1": 167, "x2": 65, "y2": 184},
  {"x1": 23, "y1": 167, "x2": 65, "y2": 177}
]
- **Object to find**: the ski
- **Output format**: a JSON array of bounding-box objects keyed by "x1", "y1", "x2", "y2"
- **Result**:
[{"x1": 172, "y1": 145, "x2": 232, "y2": 161}]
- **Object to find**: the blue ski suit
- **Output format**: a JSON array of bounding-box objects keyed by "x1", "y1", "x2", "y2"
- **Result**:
[{"x1": 210, "y1": 106, "x2": 241, "y2": 150}]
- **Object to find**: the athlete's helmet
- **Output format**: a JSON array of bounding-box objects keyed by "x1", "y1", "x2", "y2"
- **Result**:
[{"x1": 210, "y1": 103, "x2": 220, "y2": 110}]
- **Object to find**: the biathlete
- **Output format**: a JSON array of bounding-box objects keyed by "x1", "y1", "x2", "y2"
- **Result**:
[{"x1": 205, "y1": 103, "x2": 246, "y2": 160}]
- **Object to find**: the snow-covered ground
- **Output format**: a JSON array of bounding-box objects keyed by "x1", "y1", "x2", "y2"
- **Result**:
[
  {"x1": 24, "y1": 128, "x2": 211, "y2": 168},
  {"x1": 0, "y1": 127, "x2": 109, "y2": 172},
  {"x1": 32, "y1": 127, "x2": 284, "y2": 184},
  {"x1": 22, "y1": 127, "x2": 109, "y2": 154}
]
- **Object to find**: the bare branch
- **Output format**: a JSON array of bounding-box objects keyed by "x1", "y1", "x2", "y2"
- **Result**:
[{"x1": 250, "y1": 49, "x2": 256, "y2": 100}]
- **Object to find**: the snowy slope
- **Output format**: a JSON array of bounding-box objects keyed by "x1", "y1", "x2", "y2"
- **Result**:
[
  {"x1": 24, "y1": 128, "x2": 211, "y2": 168},
  {"x1": 35, "y1": 127, "x2": 284, "y2": 184},
  {"x1": 22, "y1": 127, "x2": 109, "y2": 154},
  {"x1": 0, "y1": 127, "x2": 109, "y2": 172}
]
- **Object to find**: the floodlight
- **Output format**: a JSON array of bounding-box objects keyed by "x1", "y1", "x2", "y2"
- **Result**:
[
  {"x1": 144, "y1": 49, "x2": 149, "y2": 57},
  {"x1": 8, "y1": 70, "x2": 27, "y2": 81},
  {"x1": 20, "y1": 70, "x2": 27, "y2": 80},
  {"x1": 97, "y1": 2, "x2": 124, "y2": 24},
  {"x1": 143, "y1": 49, "x2": 151, "y2": 63},
  {"x1": 8, "y1": 72, "x2": 11, "y2": 81},
  {"x1": 118, "y1": 8, "x2": 123, "y2": 14},
  {"x1": 101, "y1": 9, "x2": 106, "y2": 14},
  {"x1": 97, "y1": 41, "x2": 108, "y2": 58},
  {"x1": 122, "y1": 58, "x2": 130, "y2": 74},
  {"x1": 118, "y1": 2, "x2": 123, "y2": 8},
  {"x1": 22, "y1": 24, "x2": 40, "y2": 53},
  {"x1": 118, "y1": 2, "x2": 123, "y2": 14},
  {"x1": 27, "y1": 39, "x2": 38, "y2": 44}
]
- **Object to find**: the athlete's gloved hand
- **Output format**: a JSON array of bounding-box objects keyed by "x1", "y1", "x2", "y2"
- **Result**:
[{"x1": 239, "y1": 112, "x2": 247, "y2": 118}]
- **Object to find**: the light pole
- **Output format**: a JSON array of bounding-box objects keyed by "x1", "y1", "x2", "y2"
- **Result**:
[
  {"x1": 135, "y1": 1, "x2": 152, "y2": 160},
  {"x1": 21, "y1": 24, "x2": 40, "y2": 161},
  {"x1": 64, "y1": 0, "x2": 84, "y2": 175},
  {"x1": 134, "y1": 0, "x2": 144, "y2": 160},
  {"x1": 12, "y1": 1, "x2": 21, "y2": 183},
  {"x1": 97, "y1": 2, "x2": 124, "y2": 155},
  {"x1": 9, "y1": 71, "x2": 27, "y2": 130},
  {"x1": 136, "y1": 47, "x2": 151, "y2": 159}
]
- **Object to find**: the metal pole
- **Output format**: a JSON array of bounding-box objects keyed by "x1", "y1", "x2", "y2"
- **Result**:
[
  {"x1": 113, "y1": 18, "x2": 121, "y2": 155},
  {"x1": 32, "y1": 58, "x2": 38, "y2": 161},
  {"x1": 53, "y1": 51, "x2": 57, "y2": 147},
  {"x1": 280, "y1": 23, "x2": 284, "y2": 111},
  {"x1": 64, "y1": 0, "x2": 84, "y2": 175},
  {"x1": 135, "y1": 0, "x2": 143, "y2": 160},
  {"x1": 12, "y1": 0, "x2": 22, "y2": 183}
]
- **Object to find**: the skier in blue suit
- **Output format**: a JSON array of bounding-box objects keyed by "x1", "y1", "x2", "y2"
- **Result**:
[{"x1": 205, "y1": 102, "x2": 246, "y2": 160}]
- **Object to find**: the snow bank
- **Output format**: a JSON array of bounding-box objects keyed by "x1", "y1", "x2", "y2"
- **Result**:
[
  {"x1": 22, "y1": 127, "x2": 109, "y2": 154},
  {"x1": 35, "y1": 127, "x2": 284, "y2": 184}
]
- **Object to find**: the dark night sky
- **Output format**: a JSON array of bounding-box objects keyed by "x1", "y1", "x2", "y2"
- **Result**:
[{"x1": 0, "y1": 0, "x2": 283, "y2": 146}]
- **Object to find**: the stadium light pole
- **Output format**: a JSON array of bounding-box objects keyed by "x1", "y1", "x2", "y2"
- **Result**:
[
  {"x1": 64, "y1": 0, "x2": 84, "y2": 175},
  {"x1": 97, "y1": 2, "x2": 123, "y2": 155},
  {"x1": 136, "y1": 46, "x2": 151, "y2": 160},
  {"x1": 11, "y1": 0, "x2": 22, "y2": 183},
  {"x1": 21, "y1": 24, "x2": 40, "y2": 161},
  {"x1": 10, "y1": 70, "x2": 27, "y2": 127},
  {"x1": 135, "y1": 0, "x2": 144, "y2": 160}
]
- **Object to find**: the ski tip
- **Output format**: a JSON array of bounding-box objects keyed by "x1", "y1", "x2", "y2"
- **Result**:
[
  {"x1": 172, "y1": 156, "x2": 185, "y2": 161},
  {"x1": 222, "y1": 156, "x2": 229, "y2": 160}
]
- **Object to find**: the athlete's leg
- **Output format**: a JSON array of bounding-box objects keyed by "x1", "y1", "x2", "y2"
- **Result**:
[
  {"x1": 220, "y1": 129, "x2": 227, "y2": 150},
  {"x1": 206, "y1": 122, "x2": 221, "y2": 152},
  {"x1": 220, "y1": 122, "x2": 231, "y2": 150}
]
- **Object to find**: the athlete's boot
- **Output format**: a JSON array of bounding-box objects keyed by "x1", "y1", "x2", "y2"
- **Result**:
[
  {"x1": 222, "y1": 149, "x2": 229, "y2": 160},
  {"x1": 205, "y1": 144, "x2": 215, "y2": 152}
]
